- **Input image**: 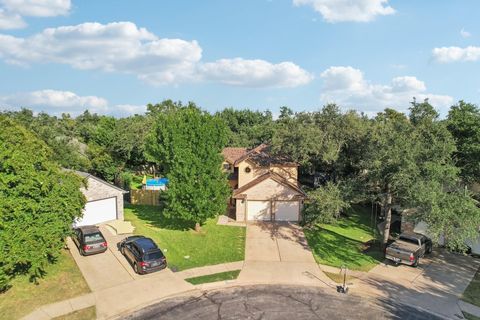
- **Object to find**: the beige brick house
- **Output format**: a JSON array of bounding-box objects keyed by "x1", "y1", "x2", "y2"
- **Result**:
[{"x1": 222, "y1": 144, "x2": 305, "y2": 222}]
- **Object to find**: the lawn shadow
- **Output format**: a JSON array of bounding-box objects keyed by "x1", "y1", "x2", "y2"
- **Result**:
[
  {"x1": 305, "y1": 227, "x2": 385, "y2": 271},
  {"x1": 125, "y1": 204, "x2": 195, "y2": 231}
]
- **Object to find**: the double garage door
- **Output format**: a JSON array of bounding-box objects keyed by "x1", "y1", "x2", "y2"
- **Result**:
[
  {"x1": 247, "y1": 200, "x2": 299, "y2": 221},
  {"x1": 75, "y1": 197, "x2": 117, "y2": 226}
]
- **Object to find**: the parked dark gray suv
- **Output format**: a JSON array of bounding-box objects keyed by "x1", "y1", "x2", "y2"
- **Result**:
[
  {"x1": 72, "y1": 225, "x2": 108, "y2": 256},
  {"x1": 119, "y1": 236, "x2": 167, "y2": 274}
]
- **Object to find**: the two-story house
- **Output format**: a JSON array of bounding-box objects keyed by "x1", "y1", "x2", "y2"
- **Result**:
[{"x1": 222, "y1": 144, "x2": 305, "y2": 222}]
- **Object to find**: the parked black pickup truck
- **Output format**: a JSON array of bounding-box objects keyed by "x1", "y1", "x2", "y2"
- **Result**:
[{"x1": 385, "y1": 232, "x2": 432, "y2": 267}]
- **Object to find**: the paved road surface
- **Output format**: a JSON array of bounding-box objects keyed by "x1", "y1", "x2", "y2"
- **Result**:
[{"x1": 121, "y1": 285, "x2": 444, "y2": 320}]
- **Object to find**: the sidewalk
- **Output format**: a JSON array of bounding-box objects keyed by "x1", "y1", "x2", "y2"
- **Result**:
[
  {"x1": 459, "y1": 300, "x2": 480, "y2": 318},
  {"x1": 176, "y1": 261, "x2": 244, "y2": 279},
  {"x1": 22, "y1": 293, "x2": 95, "y2": 320}
]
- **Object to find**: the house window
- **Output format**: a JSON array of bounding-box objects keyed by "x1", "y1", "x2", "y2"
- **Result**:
[
  {"x1": 223, "y1": 163, "x2": 231, "y2": 170},
  {"x1": 245, "y1": 167, "x2": 251, "y2": 173}
]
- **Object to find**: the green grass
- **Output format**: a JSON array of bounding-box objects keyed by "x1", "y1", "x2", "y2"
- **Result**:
[
  {"x1": 305, "y1": 205, "x2": 384, "y2": 272},
  {"x1": 130, "y1": 174, "x2": 150, "y2": 190},
  {"x1": 185, "y1": 270, "x2": 241, "y2": 285},
  {"x1": 124, "y1": 205, "x2": 246, "y2": 271},
  {"x1": 53, "y1": 306, "x2": 96, "y2": 320},
  {"x1": 463, "y1": 312, "x2": 480, "y2": 320},
  {"x1": 0, "y1": 250, "x2": 90, "y2": 320},
  {"x1": 463, "y1": 268, "x2": 480, "y2": 308}
]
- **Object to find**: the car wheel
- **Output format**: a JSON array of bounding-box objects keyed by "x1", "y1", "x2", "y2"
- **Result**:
[
  {"x1": 134, "y1": 263, "x2": 140, "y2": 274},
  {"x1": 427, "y1": 245, "x2": 432, "y2": 254},
  {"x1": 80, "y1": 249, "x2": 85, "y2": 256},
  {"x1": 120, "y1": 246, "x2": 125, "y2": 255}
]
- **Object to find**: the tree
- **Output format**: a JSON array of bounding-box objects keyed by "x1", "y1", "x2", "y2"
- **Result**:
[
  {"x1": 0, "y1": 116, "x2": 85, "y2": 290},
  {"x1": 447, "y1": 101, "x2": 480, "y2": 184},
  {"x1": 215, "y1": 108, "x2": 274, "y2": 147},
  {"x1": 363, "y1": 102, "x2": 480, "y2": 249},
  {"x1": 362, "y1": 109, "x2": 414, "y2": 246},
  {"x1": 302, "y1": 181, "x2": 350, "y2": 225},
  {"x1": 146, "y1": 102, "x2": 230, "y2": 230},
  {"x1": 271, "y1": 104, "x2": 368, "y2": 179}
]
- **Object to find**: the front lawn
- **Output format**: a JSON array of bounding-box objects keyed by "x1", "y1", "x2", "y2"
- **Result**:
[
  {"x1": 463, "y1": 268, "x2": 480, "y2": 308},
  {"x1": 304, "y1": 205, "x2": 384, "y2": 272},
  {"x1": 0, "y1": 250, "x2": 90, "y2": 320},
  {"x1": 124, "y1": 205, "x2": 246, "y2": 271},
  {"x1": 185, "y1": 270, "x2": 241, "y2": 285}
]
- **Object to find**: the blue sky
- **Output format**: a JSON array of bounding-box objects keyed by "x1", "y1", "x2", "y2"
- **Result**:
[{"x1": 0, "y1": 0, "x2": 479, "y2": 117}]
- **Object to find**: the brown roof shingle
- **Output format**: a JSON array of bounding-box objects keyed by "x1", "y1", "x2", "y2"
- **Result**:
[{"x1": 222, "y1": 147, "x2": 248, "y2": 164}]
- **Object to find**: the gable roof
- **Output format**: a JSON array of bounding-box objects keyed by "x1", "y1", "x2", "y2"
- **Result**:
[
  {"x1": 75, "y1": 171, "x2": 129, "y2": 194},
  {"x1": 233, "y1": 171, "x2": 305, "y2": 198},
  {"x1": 233, "y1": 144, "x2": 298, "y2": 167},
  {"x1": 222, "y1": 147, "x2": 248, "y2": 164}
]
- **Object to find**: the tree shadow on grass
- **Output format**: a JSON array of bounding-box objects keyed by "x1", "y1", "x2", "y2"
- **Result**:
[
  {"x1": 305, "y1": 227, "x2": 384, "y2": 271},
  {"x1": 125, "y1": 204, "x2": 195, "y2": 231}
]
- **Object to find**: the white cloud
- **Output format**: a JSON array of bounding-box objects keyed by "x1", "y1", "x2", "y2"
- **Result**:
[
  {"x1": 0, "y1": 89, "x2": 149, "y2": 117},
  {"x1": 0, "y1": 21, "x2": 312, "y2": 88},
  {"x1": 293, "y1": 0, "x2": 395, "y2": 22},
  {"x1": 1, "y1": 89, "x2": 108, "y2": 114},
  {"x1": 320, "y1": 66, "x2": 453, "y2": 114},
  {"x1": 1, "y1": 0, "x2": 71, "y2": 17},
  {"x1": 114, "y1": 104, "x2": 147, "y2": 117},
  {"x1": 199, "y1": 58, "x2": 313, "y2": 88},
  {"x1": 0, "y1": 0, "x2": 70, "y2": 29},
  {"x1": 432, "y1": 46, "x2": 480, "y2": 63},
  {"x1": 460, "y1": 28, "x2": 471, "y2": 38},
  {"x1": 0, "y1": 8, "x2": 24, "y2": 29},
  {"x1": 0, "y1": 22, "x2": 202, "y2": 84}
]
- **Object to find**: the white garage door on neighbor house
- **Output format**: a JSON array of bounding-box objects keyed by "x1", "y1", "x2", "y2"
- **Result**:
[
  {"x1": 75, "y1": 197, "x2": 117, "y2": 226},
  {"x1": 72, "y1": 171, "x2": 128, "y2": 227}
]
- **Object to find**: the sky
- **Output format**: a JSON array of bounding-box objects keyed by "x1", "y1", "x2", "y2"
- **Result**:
[{"x1": 0, "y1": 0, "x2": 479, "y2": 118}]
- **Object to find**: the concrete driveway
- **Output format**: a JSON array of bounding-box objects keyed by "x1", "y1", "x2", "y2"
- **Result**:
[
  {"x1": 67, "y1": 226, "x2": 195, "y2": 319},
  {"x1": 356, "y1": 249, "x2": 480, "y2": 319},
  {"x1": 245, "y1": 222, "x2": 316, "y2": 263},
  {"x1": 238, "y1": 222, "x2": 333, "y2": 287}
]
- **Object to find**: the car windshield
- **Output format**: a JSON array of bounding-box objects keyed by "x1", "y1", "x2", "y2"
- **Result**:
[
  {"x1": 84, "y1": 232, "x2": 104, "y2": 244},
  {"x1": 399, "y1": 236, "x2": 419, "y2": 245},
  {"x1": 145, "y1": 250, "x2": 164, "y2": 261}
]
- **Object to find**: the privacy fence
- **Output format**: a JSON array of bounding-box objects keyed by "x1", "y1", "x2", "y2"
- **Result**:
[{"x1": 130, "y1": 189, "x2": 161, "y2": 206}]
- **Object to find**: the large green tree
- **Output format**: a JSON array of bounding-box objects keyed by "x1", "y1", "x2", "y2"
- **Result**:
[
  {"x1": 363, "y1": 101, "x2": 480, "y2": 249},
  {"x1": 146, "y1": 102, "x2": 230, "y2": 230},
  {"x1": 215, "y1": 107, "x2": 274, "y2": 147},
  {"x1": 0, "y1": 116, "x2": 85, "y2": 290},
  {"x1": 447, "y1": 101, "x2": 480, "y2": 184}
]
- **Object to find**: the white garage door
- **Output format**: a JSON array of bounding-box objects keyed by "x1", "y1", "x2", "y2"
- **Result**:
[
  {"x1": 75, "y1": 197, "x2": 117, "y2": 226},
  {"x1": 275, "y1": 201, "x2": 299, "y2": 221},
  {"x1": 247, "y1": 200, "x2": 271, "y2": 221}
]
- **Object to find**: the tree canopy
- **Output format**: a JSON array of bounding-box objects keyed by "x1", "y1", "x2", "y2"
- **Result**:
[
  {"x1": 146, "y1": 102, "x2": 230, "y2": 228},
  {"x1": 0, "y1": 116, "x2": 85, "y2": 290}
]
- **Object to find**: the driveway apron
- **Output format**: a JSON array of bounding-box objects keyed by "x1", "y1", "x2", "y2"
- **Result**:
[
  {"x1": 355, "y1": 249, "x2": 480, "y2": 319},
  {"x1": 238, "y1": 222, "x2": 333, "y2": 287}
]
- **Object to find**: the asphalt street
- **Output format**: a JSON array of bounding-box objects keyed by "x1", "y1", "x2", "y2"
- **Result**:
[{"x1": 121, "y1": 285, "x2": 444, "y2": 320}]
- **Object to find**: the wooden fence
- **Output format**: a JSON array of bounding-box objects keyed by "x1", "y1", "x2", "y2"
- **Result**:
[{"x1": 130, "y1": 189, "x2": 161, "y2": 206}]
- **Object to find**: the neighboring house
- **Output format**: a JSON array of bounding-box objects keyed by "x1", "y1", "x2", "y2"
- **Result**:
[
  {"x1": 75, "y1": 171, "x2": 129, "y2": 226},
  {"x1": 402, "y1": 208, "x2": 480, "y2": 255},
  {"x1": 222, "y1": 144, "x2": 306, "y2": 222}
]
